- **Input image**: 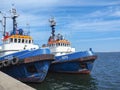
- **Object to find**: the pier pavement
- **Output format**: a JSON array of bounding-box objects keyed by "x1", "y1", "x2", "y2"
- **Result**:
[{"x1": 0, "y1": 71, "x2": 36, "y2": 90}]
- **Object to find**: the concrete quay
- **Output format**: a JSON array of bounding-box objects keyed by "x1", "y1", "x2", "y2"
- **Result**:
[{"x1": 0, "y1": 71, "x2": 36, "y2": 90}]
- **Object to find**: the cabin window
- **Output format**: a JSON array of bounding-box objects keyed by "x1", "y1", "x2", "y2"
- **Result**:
[
  {"x1": 22, "y1": 39, "x2": 24, "y2": 43},
  {"x1": 25, "y1": 40, "x2": 28, "y2": 43},
  {"x1": 58, "y1": 43, "x2": 60, "y2": 46},
  {"x1": 10, "y1": 38, "x2": 13, "y2": 43},
  {"x1": 18, "y1": 39, "x2": 21, "y2": 43},
  {"x1": 53, "y1": 44, "x2": 55, "y2": 46},
  {"x1": 67, "y1": 44, "x2": 69, "y2": 46},
  {"x1": 60, "y1": 43, "x2": 62, "y2": 46},
  {"x1": 26, "y1": 65, "x2": 38, "y2": 74},
  {"x1": 56, "y1": 43, "x2": 58, "y2": 46},
  {"x1": 61, "y1": 52, "x2": 63, "y2": 54},
  {"x1": 29, "y1": 40, "x2": 31, "y2": 44},
  {"x1": 14, "y1": 38, "x2": 17, "y2": 43}
]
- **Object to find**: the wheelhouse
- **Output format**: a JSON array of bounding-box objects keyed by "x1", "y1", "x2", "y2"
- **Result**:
[{"x1": 3, "y1": 35, "x2": 33, "y2": 44}]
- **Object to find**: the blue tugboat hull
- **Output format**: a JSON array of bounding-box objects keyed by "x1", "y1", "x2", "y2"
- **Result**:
[
  {"x1": 0, "y1": 48, "x2": 54, "y2": 82},
  {"x1": 1, "y1": 61, "x2": 52, "y2": 82},
  {"x1": 49, "y1": 51, "x2": 97, "y2": 74}
]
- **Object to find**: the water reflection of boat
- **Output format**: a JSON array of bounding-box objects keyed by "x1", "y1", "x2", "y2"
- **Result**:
[
  {"x1": 0, "y1": 7, "x2": 54, "y2": 82},
  {"x1": 46, "y1": 18, "x2": 97, "y2": 74},
  {"x1": 47, "y1": 73, "x2": 97, "y2": 90},
  {"x1": 29, "y1": 73, "x2": 98, "y2": 90}
]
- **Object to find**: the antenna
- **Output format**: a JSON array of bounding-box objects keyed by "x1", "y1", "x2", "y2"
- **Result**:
[
  {"x1": 0, "y1": 20, "x2": 3, "y2": 33},
  {"x1": 49, "y1": 17, "x2": 56, "y2": 39},
  {"x1": 0, "y1": 11, "x2": 7, "y2": 36},
  {"x1": 0, "y1": 4, "x2": 19, "y2": 36},
  {"x1": 26, "y1": 23, "x2": 30, "y2": 35},
  {"x1": 10, "y1": 4, "x2": 19, "y2": 34}
]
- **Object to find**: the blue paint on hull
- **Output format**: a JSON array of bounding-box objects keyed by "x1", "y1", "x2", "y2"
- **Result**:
[
  {"x1": 0, "y1": 48, "x2": 54, "y2": 82},
  {"x1": 49, "y1": 51, "x2": 97, "y2": 74},
  {"x1": 1, "y1": 61, "x2": 51, "y2": 82}
]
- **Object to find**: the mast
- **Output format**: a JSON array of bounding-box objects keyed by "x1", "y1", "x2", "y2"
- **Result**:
[
  {"x1": 0, "y1": 11, "x2": 7, "y2": 36},
  {"x1": 0, "y1": 5, "x2": 19, "y2": 36},
  {"x1": 3, "y1": 16, "x2": 6, "y2": 36},
  {"x1": 10, "y1": 7, "x2": 19, "y2": 34},
  {"x1": 49, "y1": 17, "x2": 56, "y2": 39}
]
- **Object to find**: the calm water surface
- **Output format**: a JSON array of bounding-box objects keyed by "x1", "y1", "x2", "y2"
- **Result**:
[{"x1": 29, "y1": 52, "x2": 120, "y2": 90}]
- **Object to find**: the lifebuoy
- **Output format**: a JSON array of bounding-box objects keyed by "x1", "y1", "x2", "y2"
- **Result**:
[
  {"x1": 3, "y1": 60, "x2": 10, "y2": 67},
  {"x1": 11, "y1": 57, "x2": 19, "y2": 65},
  {"x1": 0, "y1": 62, "x2": 3, "y2": 68}
]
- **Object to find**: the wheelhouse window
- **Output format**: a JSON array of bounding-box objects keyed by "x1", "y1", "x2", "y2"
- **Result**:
[
  {"x1": 57, "y1": 43, "x2": 59, "y2": 46},
  {"x1": 25, "y1": 40, "x2": 28, "y2": 43},
  {"x1": 58, "y1": 43, "x2": 60, "y2": 46},
  {"x1": 22, "y1": 39, "x2": 24, "y2": 43},
  {"x1": 60, "y1": 43, "x2": 62, "y2": 46},
  {"x1": 18, "y1": 39, "x2": 21, "y2": 43},
  {"x1": 65, "y1": 44, "x2": 66, "y2": 46},
  {"x1": 14, "y1": 38, "x2": 17, "y2": 43},
  {"x1": 29, "y1": 40, "x2": 31, "y2": 44},
  {"x1": 10, "y1": 38, "x2": 13, "y2": 43}
]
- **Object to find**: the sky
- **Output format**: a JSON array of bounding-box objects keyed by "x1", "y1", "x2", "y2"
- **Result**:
[{"x1": 0, "y1": 0, "x2": 120, "y2": 52}]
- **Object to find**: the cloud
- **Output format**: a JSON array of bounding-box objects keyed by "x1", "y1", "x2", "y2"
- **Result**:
[
  {"x1": 83, "y1": 5, "x2": 120, "y2": 18},
  {"x1": 77, "y1": 37, "x2": 120, "y2": 42},
  {"x1": 1, "y1": 1, "x2": 120, "y2": 34},
  {"x1": 56, "y1": 5, "x2": 120, "y2": 33},
  {"x1": 44, "y1": 0, "x2": 120, "y2": 7},
  {"x1": 0, "y1": 0, "x2": 57, "y2": 9},
  {"x1": 1, "y1": 0, "x2": 120, "y2": 11},
  {"x1": 113, "y1": 11, "x2": 120, "y2": 16},
  {"x1": 64, "y1": 19, "x2": 120, "y2": 33}
]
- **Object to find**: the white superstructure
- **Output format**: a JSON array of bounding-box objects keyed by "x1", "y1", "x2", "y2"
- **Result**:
[
  {"x1": 47, "y1": 18, "x2": 75, "y2": 56},
  {"x1": 0, "y1": 7, "x2": 39, "y2": 56},
  {"x1": 1, "y1": 34, "x2": 39, "y2": 56},
  {"x1": 48, "y1": 35, "x2": 75, "y2": 56}
]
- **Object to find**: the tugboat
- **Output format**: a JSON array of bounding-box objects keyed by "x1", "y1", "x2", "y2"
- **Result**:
[
  {"x1": 47, "y1": 18, "x2": 97, "y2": 74},
  {"x1": 0, "y1": 7, "x2": 54, "y2": 82}
]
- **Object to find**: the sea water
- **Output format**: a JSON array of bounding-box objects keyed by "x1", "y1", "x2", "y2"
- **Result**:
[{"x1": 29, "y1": 52, "x2": 120, "y2": 90}]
